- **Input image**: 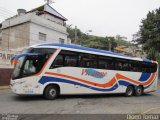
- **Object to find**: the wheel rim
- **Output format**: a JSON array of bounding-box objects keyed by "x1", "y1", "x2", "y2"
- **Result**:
[
  {"x1": 128, "y1": 88, "x2": 133, "y2": 95},
  {"x1": 137, "y1": 88, "x2": 142, "y2": 94},
  {"x1": 49, "y1": 89, "x2": 56, "y2": 97}
]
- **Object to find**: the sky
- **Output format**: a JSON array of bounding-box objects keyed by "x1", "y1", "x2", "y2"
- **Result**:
[{"x1": 0, "y1": 0, "x2": 160, "y2": 41}]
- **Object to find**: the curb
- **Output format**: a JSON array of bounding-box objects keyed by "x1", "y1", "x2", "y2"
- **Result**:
[{"x1": 0, "y1": 86, "x2": 10, "y2": 90}]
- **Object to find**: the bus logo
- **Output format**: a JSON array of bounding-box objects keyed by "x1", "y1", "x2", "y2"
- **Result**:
[{"x1": 81, "y1": 68, "x2": 107, "y2": 78}]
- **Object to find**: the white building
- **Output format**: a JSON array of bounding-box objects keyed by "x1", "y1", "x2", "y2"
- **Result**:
[
  {"x1": 0, "y1": 4, "x2": 70, "y2": 50},
  {"x1": 0, "y1": 24, "x2": 2, "y2": 49}
]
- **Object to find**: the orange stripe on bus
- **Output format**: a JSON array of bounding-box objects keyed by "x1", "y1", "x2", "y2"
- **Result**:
[
  {"x1": 45, "y1": 71, "x2": 156, "y2": 88},
  {"x1": 45, "y1": 72, "x2": 117, "y2": 88},
  {"x1": 116, "y1": 72, "x2": 156, "y2": 86}
]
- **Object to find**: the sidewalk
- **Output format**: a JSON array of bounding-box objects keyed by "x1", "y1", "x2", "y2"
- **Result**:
[{"x1": 0, "y1": 86, "x2": 10, "y2": 90}]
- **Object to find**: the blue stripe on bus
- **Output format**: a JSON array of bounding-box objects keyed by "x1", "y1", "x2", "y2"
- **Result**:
[
  {"x1": 37, "y1": 44, "x2": 132, "y2": 58},
  {"x1": 39, "y1": 74, "x2": 155, "y2": 92},
  {"x1": 143, "y1": 59, "x2": 152, "y2": 63},
  {"x1": 37, "y1": 43, "x2": 153, "y2": 62},
  {"x1": 139, "y1": 73, "x2": 151, "y2": 82},
  {"x1": 118, "y1": 80, "x2": 132, "y2": 87},
  {"x1": 144, "y1": 73, "x2": 157, "y2": 89},
  {"x1": 39, "y1": 76, "x2": 119, "y2": 92},
  {"x1": 14, "y1": 53, "x2": 40, "y2": 59}
]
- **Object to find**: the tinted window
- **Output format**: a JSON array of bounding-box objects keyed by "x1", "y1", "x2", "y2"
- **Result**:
[
  {"x1": 49, "y1": 50, "x2": 157, "y2": 73},
  {"x1": 50, "y1": 50, "x2": 78, "y2": 68},
  {"x1": 79, "y1": 53, "x2": 97, "y2": 68},
  {"x1": 98, "y1": 56, "x2": 114, "y2": 69},
  {"x1": 50, "y1": 55, "x2": 63, "y2": 69},
  {"x1": 129, "y1": 61, "x2": 141, "y2": 72},
  {"x1": 141, "y1": 62, "x2": 157, "y2": 73},
  {"x1": 64, "y1": 55, "x2": 77, "y2": 67},
  {"x1": 114, "y1": 59, "x2": 129, "y2": 71}
]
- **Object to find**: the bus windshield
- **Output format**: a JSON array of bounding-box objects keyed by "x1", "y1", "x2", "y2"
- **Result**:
[
  {"x1": 12, "y1": 48, "x2": 55, "y2": 80},
  {"x1": 12, "y1": 56, "x2": 25, "y2": 79}
]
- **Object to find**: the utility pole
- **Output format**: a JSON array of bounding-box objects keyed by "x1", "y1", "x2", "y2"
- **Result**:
[
  {"x1": 47, "y1": 0, "x2": 49, "y2": 4},
  {"x1": 44, "y1": 0, "x2": 54, "y2": 5},
  {"x1": 8, "y1": 19, "x2": 10, "y2": 50},
  {"x1": 108, "y1": 38, "x2": 111, "y2": 51},
  {"x1": 109, "y1": 41, "x2": 111, "y2": 51},
  {"x1": 80, "y1": 30, "x2": 92, "y2": 45},
  {"x1": 74, "y1": 26, "x2": 77, "y2": 44}
]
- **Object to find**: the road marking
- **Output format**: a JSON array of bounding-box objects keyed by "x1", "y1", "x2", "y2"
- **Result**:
[{"x1": 140, "y1": 107, "x2": 160, "y2": 114}]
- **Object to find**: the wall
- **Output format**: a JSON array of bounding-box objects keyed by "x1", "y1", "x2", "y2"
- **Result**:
[
  {"x1": 0, "y1": 32, "x2": 2, "y2": 49},
  {"x1": 40, "y1": 13, "x2": 64, "y2": 26},
  {"x1": 0, "y1": 50, "x2": 17, "y2": 68},
  {"x1": 1, "y1": 12, "x2": 69, "y2": 50},
  {"x1": 0, "y1": 50, "x2": 18, "y2": 86},
  {"x1": 29, "y1": 22, "x2": 68, "y2": 45},
  {"x1": 0, "y1": 68, "x2": 13, "y2": 86},
  {"x1": 1, "y1": 22, "x2": 30, "y2": 50}
]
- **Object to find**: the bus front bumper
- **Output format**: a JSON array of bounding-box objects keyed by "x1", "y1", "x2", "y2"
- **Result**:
[{"x1": 10, "y1": 81, "x2": 42, "y2": 95}]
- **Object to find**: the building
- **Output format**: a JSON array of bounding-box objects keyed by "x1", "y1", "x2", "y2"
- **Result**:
[
  {"x1": 0, "y1": 24, "x2": 2, "y2": 49},
  {"x1": 114, "y1": 45, "x2": 146, "y2": 58},
  {"x1": 0, "y1": 4, "x2": 70, "y2": 50},
  {"x1": 114, "y1": 45, "x2": 132, "y2": 56}
]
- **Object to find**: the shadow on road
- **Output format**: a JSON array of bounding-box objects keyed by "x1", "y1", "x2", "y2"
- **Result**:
[
  {"x1": 59, "y1": 93, "x2": 152, "y2": 99},
  {"x1": 12, "y1": 93, "x2": 153, "y2": 101}
]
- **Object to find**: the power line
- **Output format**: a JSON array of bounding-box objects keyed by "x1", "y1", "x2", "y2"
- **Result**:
[
  {"x1": 0, "y1": 8, "x2": 14, "y2": 16},
  {"x1": 0, "y1": 12, "x2": 11, "y2": 18},
  {"x1": 0, "y1": 6, "x2": 16, "y2": 22},
  {"x1": 0, "y1": 6, "x2": 16, "y2": 15}
]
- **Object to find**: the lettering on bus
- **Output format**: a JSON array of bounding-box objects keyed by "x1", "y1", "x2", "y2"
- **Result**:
[{"x1": 81, "y1": 68, "x2": 107, "y2": 78}]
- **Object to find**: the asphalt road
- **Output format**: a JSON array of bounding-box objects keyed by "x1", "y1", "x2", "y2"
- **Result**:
[{"x1": 0, "y1": 88, "x2": 160, "y2": 115}]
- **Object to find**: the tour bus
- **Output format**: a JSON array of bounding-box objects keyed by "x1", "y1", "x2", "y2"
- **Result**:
[{"x1": 10, "y1": 44, "x2": 158, "y2": 100}]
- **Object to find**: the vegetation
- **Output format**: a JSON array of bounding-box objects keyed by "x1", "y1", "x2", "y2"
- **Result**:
[
  {"x1": 115, "y1": 35, "x2": 131, "y2": 47},
  {"x1": 135, "y1": 8, "x2": 160, "y2": 60},
  {"x1": 67, "y1": 27, "x2": 130, "y2": 51}
]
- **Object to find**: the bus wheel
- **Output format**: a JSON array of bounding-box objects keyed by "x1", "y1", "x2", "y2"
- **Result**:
[
  {"x1": 44, "y1": 85, "x2": 59, "y2": 100},
  {"x1": 125, "y1": 86, "x2": 134, "y2": 97},
  {"x1": 135, "y1": 86, "x2": 143, "y2": 96}
]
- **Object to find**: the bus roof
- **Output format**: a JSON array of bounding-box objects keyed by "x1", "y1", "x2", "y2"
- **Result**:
[{"x1": 35, "y1": 43, "x2": 152, "y2": 63}]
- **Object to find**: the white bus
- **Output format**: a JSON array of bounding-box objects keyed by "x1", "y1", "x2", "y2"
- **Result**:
[{"x1": 10, "y1": 44, "x2": 158, "y2": 100}]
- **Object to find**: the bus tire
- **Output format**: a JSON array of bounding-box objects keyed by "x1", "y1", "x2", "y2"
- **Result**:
[
  {"x1": 43, "y1": 85, "x2": 59, "y2": 100},
  {"x1": 135, "y1": 86, "x2": 143, "y2": 96},
  {"x1": 125, "y1": 86, "x2": 134, "y2": 97}
]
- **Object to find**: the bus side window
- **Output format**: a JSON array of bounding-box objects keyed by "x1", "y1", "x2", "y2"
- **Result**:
[
  {"x1": 128, "y1": 61, "x2": 141, "y2": 72},
  {"x1": 151, "y1": 63, "x2": 157, "y2": 73},
  {"x1": 98, "y1": 56, "x2": 114, "y2": 70},
  {"x1": 142, "y1": 62, "x2": 157, "y2": 73},
  {"x1": 122, "y1": 63, "x2": 129, "y2": 71},
  {"x1": 50, "y1": 55, "x2": 63, "y2": 69},
  {"x1": 142, "y1": 63, "x2": 149, "y2": 73},
  {"x1": 64, "y1": 55, "x2": 78, "y2": 67},
  {"x1": 114, "y1": 59, "x2": 123, "y2": 70},
  {"x1": 98, "y1": 59, "x2": 107, "y2": 69},
  {"x1": 79, "y1": 53, "x2": 97, "y2": 68}
]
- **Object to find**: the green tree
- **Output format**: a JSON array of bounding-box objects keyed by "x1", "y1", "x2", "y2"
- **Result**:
[
  {"x1": 115, "y1": 35, "x2": 131, "y2": 46},
  {"x1": 67, "y1": 27, "x2": 133, "y2": 51},
  {"x1": 146, "y1": 48, "x2": 156, "y2": 60},
  {"x1": 67, "y1": 27, "x2": 84, "y2": 43},
  {"x1": 136, "y1": 8, "x2": 160, "y2": 60}
]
